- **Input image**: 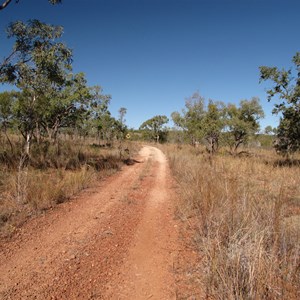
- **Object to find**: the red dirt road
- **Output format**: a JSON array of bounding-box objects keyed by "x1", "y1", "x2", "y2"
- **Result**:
[{"x1": 0, "y1": 146, "x2": 183, "y2": 299}]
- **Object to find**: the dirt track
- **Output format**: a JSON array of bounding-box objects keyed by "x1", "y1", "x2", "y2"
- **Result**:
[{"x1": 0, "y1": 146, "x2": 185, "y2": 299}]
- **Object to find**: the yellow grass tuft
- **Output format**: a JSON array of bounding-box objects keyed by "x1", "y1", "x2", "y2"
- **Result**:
[
  {"x1": 163, "y1": 144, "x2": 300, "y2": 299},
  {"x1": 0, "y1": 139, "x2": 141, "y2": 237}
]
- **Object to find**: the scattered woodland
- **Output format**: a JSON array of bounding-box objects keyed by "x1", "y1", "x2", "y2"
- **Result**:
[{"x1": 0, "y1": 3, "x2": 300, "y2": 299}]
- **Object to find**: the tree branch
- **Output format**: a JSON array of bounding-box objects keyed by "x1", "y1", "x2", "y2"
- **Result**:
[
  {"x1": 0, "y1": 0, "x2": 61, "y2": 11},
  {"x1": 0, "y1": 49, "x2": 17, "y2": 73},
  {"x1": 0, "y1": 0, "x2": 13, "y2": 10}
]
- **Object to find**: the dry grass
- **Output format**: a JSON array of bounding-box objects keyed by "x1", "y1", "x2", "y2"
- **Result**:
[
  {"x1": 0, "y1": 137, "x2": 140, "y2": 237},
  {"x1": 0, "y1": 167, "x2": 96, "y2": 233},
  {"x1": 163, "y1": 144, "x2": 300, "y2": 300}
]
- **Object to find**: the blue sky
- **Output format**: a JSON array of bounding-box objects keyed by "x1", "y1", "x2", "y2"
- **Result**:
[{"x1": 0, "y1": 0, "x2": 299, "y2": 130}]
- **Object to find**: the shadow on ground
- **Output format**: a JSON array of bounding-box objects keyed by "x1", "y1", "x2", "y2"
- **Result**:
[{"x1": 123, "y1": 159, "x2": 142, "y2": 166}]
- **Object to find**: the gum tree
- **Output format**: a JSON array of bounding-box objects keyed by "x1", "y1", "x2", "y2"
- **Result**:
[
  {"x1": 0, "y1": 20, "x2": 72, "y2": 154},
  {"x1": 0, "y1": 91, "x2": 15, "y2": 150},
  {"x1": 35, "y1": 73, "x2": 99, "y2": 141},
  {"x1": 117, "y1": 107, "x2": 127, "y2": 139},
  {"x1": 140, "y1": 115, "x2": 169, "y2": 143},
  {"x1": 260, "y1": 52, "x2": 300, "y2": 156},
  {"x1": 172, "y1": 92, "x2": 225, "y2": 153},
  {"x1": 224, "y1": 97, "x2": 264, "y2": 154},
  {"x1": 87, "y1": 88, "x2": 115, "y2": 144},
  {"x1": 171, "y1": 91, "x2": 206, "y2": 146},
  {"x1": 202, "y1": 100, "x2": 225, "y2": 154}
]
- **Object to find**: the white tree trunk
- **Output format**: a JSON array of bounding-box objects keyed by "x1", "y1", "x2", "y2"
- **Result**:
[{"x1": 25, "y1": 133, "x2": 31, "y2": 156}]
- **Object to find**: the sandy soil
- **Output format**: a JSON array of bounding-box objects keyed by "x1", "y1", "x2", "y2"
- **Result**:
[{"x1": 0, "y1": 146, "x2": 198, "y2": 300}]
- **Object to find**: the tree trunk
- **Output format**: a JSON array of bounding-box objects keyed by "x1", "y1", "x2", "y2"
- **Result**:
[
  {"x1": 156, "y1": 134, "x2": 159, "y2": 143},
  {"x1": 25, "y1": 133, "x2": 31, "y2": 156},
  {"x1": 51, "y1": 119, "x2": 60, "y2": 142},
  {"x1": 35, "y1": 121, "x2": 41, "y2": 144}
]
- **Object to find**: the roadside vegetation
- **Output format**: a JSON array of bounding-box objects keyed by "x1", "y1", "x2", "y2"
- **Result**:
[
  {"x1": 0, "y1": 134, "x2": 137, "y2": 237},
  {"x1": 0, "y1": 19, "x2": 138, "y2": 237},
  {"x1": 163, "y1": 144, "x2": 300, "y2": 299},
  {"x1": 137, "y1": 52, "x2": 300, "y2": 299},
  {"x1": 160, "y1": 53, "x2": 300, "y2": 299}
]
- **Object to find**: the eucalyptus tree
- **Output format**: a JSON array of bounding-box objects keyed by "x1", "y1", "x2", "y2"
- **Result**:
[
  {"x1": 87, "y1": 87, "x2": 114, "y2": 144},
  {"x1": 171, "y1": 91, "x2": 206, "y2": 145},
  {"x1": 172, "y1": 92, "x2": 225, "y2": 152},
  {"x1": 201, "y1": 100, "x2": 225, "y2": 154},
  {"x1": 224, "y1": 97, "x2": 264, "y2": 154},
  {"x1": 0, "y1": 19, "x2": 72, "y2": 154},
  {"x1": 116, "y1": 107, "x2": 127, "y2": 139},
  {"x1": 264, "y1": 125, "x2": 274, "y2": 135},
  {"x1": 139, "y1": 115, "x2": 169, "y2": 143},
  {"x1": 0, "y1": 91, "x2": 15, "y2": 149},
  {"x1": 38, "y1": 72, "x2": 99, "y2": 141},
  {"x1": 260, "y1": 52, "x2": 300, "y2": 156}
]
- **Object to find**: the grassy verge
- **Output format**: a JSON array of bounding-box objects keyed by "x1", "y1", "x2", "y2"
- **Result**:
[
  {"x1": 163, "y1": 144, "x2": 300, "y2": 299},
  {"x1": 0, "y1": 137, "x2": 139, "y2": 237}
]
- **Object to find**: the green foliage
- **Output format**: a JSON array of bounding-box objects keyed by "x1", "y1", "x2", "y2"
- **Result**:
[
  {"x1": 0, "y1": 91, "x2": 14, "y2": 129},
  {"x1": 0, "y1": 91, "x2": 16, "y2": 149},
  {"x1": 1, "y1": 20, "x2": 72, "y2": 87},
  {"x1": 139, "y1": 115, "x2": 169, "y2": 142},
  {"x1": 43, "y1": 73, "x2": 92, "y2": 138},
  {"x1": 172, "y1": 93, "x2": 264, "y2": 154},
  {"x1": 256, "y1": 134, "x2": 274, "y2": 148},
  {"x1": 202, "y1": 100, "x2": 225, "y2": 153},
  {"x1": 0, "y1": 20, "x2": 114, "y2": 154},
  {"x1": 171, "y1": 91, "x2": 206, "y2": 145},
  {"x1": 86, "y1": 90, "x2": 125, "y2": 143},
  {"x1": 172, "y1": 92, "x2": 225, "y2": 153},
  {"x1": 260, "y1": 52, "x2": 300, "y2": 156},
  {"x1": 0, "y1": 20, "x2": 73, "y2": 154},
  {"x1": 117, "y1": 107, "x2": 128, "y2": 139},
  {"x1": 264, "y1": 125, "x2": 274, "y2": 135},
  {"x1": 224, "y1": 97, "x2": 264, "y2": 154}
]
